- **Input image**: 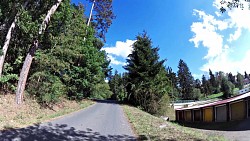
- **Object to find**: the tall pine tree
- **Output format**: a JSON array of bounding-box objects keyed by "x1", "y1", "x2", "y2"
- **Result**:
[
  {"x1": 124, "y1": 32, "x2": 170, "y2": 115},
  {"x1": 177, "y1": 59, "x2": 194, "y2": 100}
]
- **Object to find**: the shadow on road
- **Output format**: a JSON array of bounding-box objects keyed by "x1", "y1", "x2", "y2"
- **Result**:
[
  {"x1": 174, "y1": 118, "x2": 250, "y2": 131},
  {"x1": 93, "y1": 99, "x2": 119, "y2": 105},
  {"x1": 0, "y1": 123, "x2": 136, "y2": 141}
]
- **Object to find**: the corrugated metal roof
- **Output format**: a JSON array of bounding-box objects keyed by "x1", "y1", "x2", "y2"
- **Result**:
[{"x1": 176, "y1": 92, "x2": 250, "y2": 111}]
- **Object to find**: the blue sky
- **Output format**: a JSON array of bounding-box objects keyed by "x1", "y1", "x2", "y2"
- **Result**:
[{"x1": 72, "y1": 0, "x2": 250, "y2": 79}]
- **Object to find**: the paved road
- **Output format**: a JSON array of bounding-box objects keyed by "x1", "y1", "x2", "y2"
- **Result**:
[
  {"x1": 197, "y1": 118, "x2": 250, "y2": 141},
  {"x1": 220, "y1": 119, "x2": 250, "y2": 141},
  {"x1": 0, "y1": 100, "x2": 136, "y2": 141}
]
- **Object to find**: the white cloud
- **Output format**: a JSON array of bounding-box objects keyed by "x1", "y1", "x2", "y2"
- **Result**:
[
  {"x1": 189, "y1": 10, "x2": 225, "y2": 59},
  {"x1": 107, "y1": 55, "x2": 126, "y2": 66},
  {"x1": 200, "y1": 49, "x2": 250, "y2": 75},
  {"x1": 190, "y1": 0, "x2": 250, "y2": 75},
  {"x1": 102, "y1": 39, "x2": 136, "y2": 66},
  {"x1": 102, "y1": 40, "x2": 135, "y2": 58},
  {"x1": 228, "y1": 28, "x2": 241, "y2": 42},
  {"x1": 228, "y1": 8, "x2": 250, "y2": 30}
]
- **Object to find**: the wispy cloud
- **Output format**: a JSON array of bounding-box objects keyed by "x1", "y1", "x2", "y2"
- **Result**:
[
  {"x1": 102, "y1": 39, "x2": 136, "y2": 66},
  {"x1": 189, "y1": 0, "x2": 250, "y2": 75}
]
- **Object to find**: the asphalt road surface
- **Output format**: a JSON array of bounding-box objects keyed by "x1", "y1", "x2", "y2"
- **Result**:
[{"x1": 0, "y1": 100, "x2": 137, "y2": 141}]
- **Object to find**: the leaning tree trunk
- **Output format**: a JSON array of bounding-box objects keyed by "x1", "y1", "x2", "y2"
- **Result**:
[
  {"x1": 87, "y1": 0, "x2": 95, "y2": 26},
  {"x1": 0, "y1": 1, "x2": 29, "y2": 77},
  {"x1": 16, "y1": 0, "x2": 63, "y2": 104},
  {"x1": 84, "y1": 0, "x2": 95, "y2": 42}
]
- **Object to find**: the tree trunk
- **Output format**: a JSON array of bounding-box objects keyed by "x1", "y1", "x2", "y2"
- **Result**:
[
  {"x1": 16, "y1": 0, "x2": 63, "y2": 104},
  {"x1": 87, "y1": 0, "x2": 95, "y2": 26},
  {"x1": 16, "y1": 40, "x2": 38, "y2": 104},
  {"x1": 84, "y1": 0, "x2": 95, "y2": 42},
  {"x1": 0, "y1": 1, "x2": 29, "y2": 77},
  {"x1": 0, "y1": 18, "x2": 17, "y2": 77}
]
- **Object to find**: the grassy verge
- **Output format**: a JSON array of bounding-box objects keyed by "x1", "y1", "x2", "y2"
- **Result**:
[
  {"x1": 0, "y1": 94, "x2": 94, "y2": 130},
  {"x1": 122, "y1": 105, "x2": 226, "y2": 141},
  {"x1": 207, "y1": 92, "x2": 223, "y2": 99}
]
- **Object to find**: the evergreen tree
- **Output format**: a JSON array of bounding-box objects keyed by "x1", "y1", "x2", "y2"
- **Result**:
[
  {"x1": 124, "y1": 32, "x2": 170, "y2": 115},
  {"x1": 228, "y1": 72, "x2": 236, "y2": 84},
  {"x1": 201, "y1": 75, "x2": 212, "y2": 97},
  {"x1": 177, "y1": 59, "x2": 194, "y2": 100},
  {"x1": 109, "y1": 70, "x2": 127, "y2": 101},
  {"x1": 166, "y1": 67, "x2": 179, "y2": 100},
  {"x1": 236, "y1": 72, "x2": 244, "y2": 89},
  {"x1": 221, "y1": 76, "x2": 235, "y2": 98},
  {"x1": 245, "y1": 71, "x2": 249, "y2": 79},
  {"x1": 209, "y1": 69, "x2": 220, "y2": 93},
  {"x1": 194, "y1": 79, "x2": 201, "y2": 89}
]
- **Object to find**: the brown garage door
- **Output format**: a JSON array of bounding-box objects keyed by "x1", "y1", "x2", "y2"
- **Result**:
[
  {"x1": 231, "y1": 101, "x2": 246, "y2": 120},
  {"x1": 194, "y1": 109, "x2": 201, "y2": 121},
  {"x1": 184, "y1": 110, "x2": 192, "y2": 121},
  {"x1": 203, "y1": 107, "x2": 213, "y2": 122}
]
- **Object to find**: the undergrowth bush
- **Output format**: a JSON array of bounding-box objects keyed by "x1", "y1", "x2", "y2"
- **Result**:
[
  {"x1": 90, "y1": 82, "x2": 112, "y2": 100},
  {"x1": 27, "y1": 71, "x2": 66, "y2": 106}
]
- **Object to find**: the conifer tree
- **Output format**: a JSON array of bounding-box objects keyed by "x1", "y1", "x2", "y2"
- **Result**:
[
  {"x1": 201, "y1": 75, "x2": 212, "y2": 97},
  {"x1": 177, "y1": 59, "x2": 194, "y2": 100},
  {"x1": 236, "y1": 72, "x2": 244, "y2": 89},
  {"x1": 109, "y1": 70, "x2": 127, "y2": 101},
  {"x1": 124, "y1": 32, "x2": 170, "y2": 115}
]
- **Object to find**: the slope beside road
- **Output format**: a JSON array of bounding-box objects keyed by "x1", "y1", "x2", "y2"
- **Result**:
[{"x1": 0, "y1": 100, "x2": 136, "y2": 141}]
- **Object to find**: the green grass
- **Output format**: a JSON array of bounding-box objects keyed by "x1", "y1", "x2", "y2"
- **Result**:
[
  {"x1": 207, "y1": 92, "x2": 223, "y2": 99},
  {"x1": 0, "y1": 94, "x2": 95, "y2": 130},
  {"x1": 35, "y1": 101, "x2": 94, "y2": 123},
  {"x1": 123, "y1": 105, "x2": 226, "y2": 141},
  {"x1": 206, "y1": 88, "x2": 240, "y2": 100}
]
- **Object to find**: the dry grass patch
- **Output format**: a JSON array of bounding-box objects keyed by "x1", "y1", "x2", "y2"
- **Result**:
[
  {"x1": 122, "y1": 105, "x2": 226, "y2": 141},
  {"x1": 0, "y1": 94, "x2": 94, "y2": 130}
]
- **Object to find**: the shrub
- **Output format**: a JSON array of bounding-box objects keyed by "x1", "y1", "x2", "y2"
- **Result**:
[
  {"x1": 90, "y1": 82, "x2": 112, "y2": 100},
  {"x1": 27, "y1": 71, "x2": 66, "y2": 106}
]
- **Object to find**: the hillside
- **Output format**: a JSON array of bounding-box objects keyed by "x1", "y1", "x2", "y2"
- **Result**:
[{"x1": 0, "y1": 94, "x2": 94, "y2": 130}]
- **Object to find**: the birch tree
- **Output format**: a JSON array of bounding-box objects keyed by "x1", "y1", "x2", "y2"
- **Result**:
[
  {"x1": 16, "y1": 0, "x2": 63, "y2": 104},
  {"x1": 87, "y1": 0, "x2": 115, "y2": 42},
  {"x1": 0, "y1": 1, "x2": 29, "y2": 77}
]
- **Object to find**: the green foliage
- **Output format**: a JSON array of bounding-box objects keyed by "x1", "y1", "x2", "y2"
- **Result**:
[
  {"x1": 221, "y1": 76, "x2": 235, "y2": 98},
  {"x1": 209, "y1": 69, "x2": 220, "y2": 94},
  {"x1": 109, "y1": 70, "x2": 127, "y2": 101},
  {"x1": 124, "y1": 32, "x2": 170, "y2": 115},
  {"x1": 177, "y1": 59, "x2": 194, "y2": 100},
  {"x1": 0, "y1": 0, "x2": 113, "y2": 105},
  {"x1": 27, "y1": 71, "x2": 66, "y2": 106},
  {"x1": 29, "y1": 3, "x2": 111, "y2": 101},
  {"x1": 90, "y1": 82, "x2": 112, "y2": 100},
  {"x1": 0, "y1": 62, "x2": 19, "y2": 92},
  {"x1": 236, "y1": 72, "x2": 244, "y2": 89},
  {"x1": 191, "y1": 88, "x2": 202, "y2": 100},
  {"x1": 166, "y1": 67, "x2": 179, "y2": 100},
  {"x1": 157, "y1": 93, "x2": 171, "y2": 116},
  {"x1": 88, "y1": 0, "x2": 116, "y2": 42}
]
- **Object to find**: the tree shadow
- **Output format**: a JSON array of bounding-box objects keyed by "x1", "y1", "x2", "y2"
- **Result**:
[
  {"x1": 173, "y1": 118, "x2": 250, "y2": 131},
  {"x1": 0, "y1": 123, "x2": 136, "y2": 141},
  {"x1": 93, "y1": 99, "x2": 118, "y2": 105}
]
